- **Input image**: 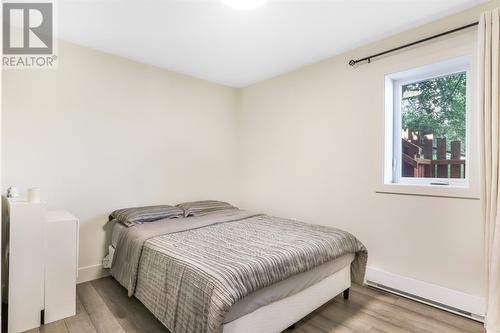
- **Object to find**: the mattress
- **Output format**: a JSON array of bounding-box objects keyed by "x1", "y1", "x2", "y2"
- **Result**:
[{"x1": 224, "y1": 252, "x2": 354, "y2": 323}]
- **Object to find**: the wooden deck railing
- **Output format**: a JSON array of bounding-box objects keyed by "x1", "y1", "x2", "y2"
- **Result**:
[{"x1": 402, "y1": 133, "x2": 465, "y2": 178}]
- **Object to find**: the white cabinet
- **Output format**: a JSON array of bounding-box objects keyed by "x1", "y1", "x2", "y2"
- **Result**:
[
  {"x1": 7, "y1": 199, "x2": 46, "y2": 333},
  {"x1": 45, "y1": 210, "x2": 78, "y2": 324},
  {"x1": 5, "y1": 200, "x2": 79, "y2": 333}
]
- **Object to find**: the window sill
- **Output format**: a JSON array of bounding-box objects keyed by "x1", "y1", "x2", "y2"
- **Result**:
[{"x1": 376, "y1": 183, "x2": 480, "y2": 200}]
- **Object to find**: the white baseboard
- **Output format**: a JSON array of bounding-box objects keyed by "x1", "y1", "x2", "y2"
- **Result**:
[
  {"x1": 77, "y1": 264, "x2": 110, "y2": 284},
  {"x1": 366, "y1": 266, "x2": 485, "y2": 322}
]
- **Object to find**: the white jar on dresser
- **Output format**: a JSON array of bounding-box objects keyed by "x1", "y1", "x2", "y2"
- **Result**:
[{"x1": 4, "y1": 198, "x2": 79, "y2": 333}]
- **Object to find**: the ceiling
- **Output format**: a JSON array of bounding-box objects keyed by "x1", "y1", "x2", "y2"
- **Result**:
[{"x1": 58, "y1": 0, "x2": 487, "y2": 87}]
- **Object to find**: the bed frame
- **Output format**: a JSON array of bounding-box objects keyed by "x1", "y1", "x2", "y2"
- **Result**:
[{"x1": 222, "y1": 264, "x2": 351, "y2": 333}]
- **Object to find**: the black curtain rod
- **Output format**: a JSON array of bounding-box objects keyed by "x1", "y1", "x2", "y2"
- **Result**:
[{"x1": 348, "y1": 21, "x2": 479, "y2": 67}]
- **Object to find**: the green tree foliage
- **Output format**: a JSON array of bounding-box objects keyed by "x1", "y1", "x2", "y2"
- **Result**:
[{"x1": 401, "y1": 72, "x2": 466, "y2": 153}]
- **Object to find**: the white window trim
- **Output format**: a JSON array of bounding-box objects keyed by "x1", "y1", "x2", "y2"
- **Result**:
[{"x1": 380, "y1": 56, "x2": 480, "y2": 199}]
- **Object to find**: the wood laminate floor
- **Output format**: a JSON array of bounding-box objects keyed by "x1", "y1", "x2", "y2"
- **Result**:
[{"x1": 25, "y1": 277, "x2": 485, "y2": 333}]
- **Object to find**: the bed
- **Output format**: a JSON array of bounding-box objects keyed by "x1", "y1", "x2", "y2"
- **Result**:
[{"x1": 106, "y1": 205, "x2": 367, "y2": 333}]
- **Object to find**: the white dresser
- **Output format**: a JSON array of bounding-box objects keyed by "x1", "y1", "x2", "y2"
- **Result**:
[
  {"x1": 45, "y1": 210, "x2": 79, "y2": 324},
  {"x1": 5, "y1": 199, "x2": 79, "y2": 333},
  {"x1": 6, "y1": 199, "x2": 46, "y2": 333}
]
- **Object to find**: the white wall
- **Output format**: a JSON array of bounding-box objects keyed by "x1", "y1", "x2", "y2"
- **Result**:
[
  {"x1": 238, "y1": 1, "x2": 500, "y2": 298},
  {"x1": 2, "y1": 0, "x2": 497, "y2": 301},
  {"x1": 2, "y1": 41, "x2": 240, "y2": 281}
]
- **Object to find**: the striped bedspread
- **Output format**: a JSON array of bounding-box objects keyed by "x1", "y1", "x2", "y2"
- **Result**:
[{"x1": 116, "y1": 211, "x2": 367, "y2": 333}]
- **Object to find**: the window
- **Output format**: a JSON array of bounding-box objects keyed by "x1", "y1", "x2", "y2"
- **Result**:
[{"x1": 385, "y1": 57, "x2": 470, "y2": 187}]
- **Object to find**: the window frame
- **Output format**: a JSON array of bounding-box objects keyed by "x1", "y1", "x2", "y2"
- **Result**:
[{"x1": 384, "y1": 57, "x2": 471, "y2": 188}]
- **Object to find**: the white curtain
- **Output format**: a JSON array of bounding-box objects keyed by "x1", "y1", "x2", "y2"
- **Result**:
[{"x1": 479, "y1": 8, "x2": 500, "y2": 333}]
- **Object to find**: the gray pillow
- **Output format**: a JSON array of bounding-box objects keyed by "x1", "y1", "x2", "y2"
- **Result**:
[
  {"x1": 109, "y1": 205, "x2": 184, "y2": 227},
  {"x1": 176, "y1": 200, "x2": 237, "y2": 217}
]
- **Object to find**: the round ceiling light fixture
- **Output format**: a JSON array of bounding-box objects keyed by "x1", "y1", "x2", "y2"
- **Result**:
[{"x1": 221, "y1": 0, "x2": 269, "y2": 10}]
